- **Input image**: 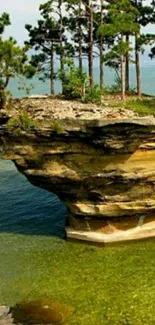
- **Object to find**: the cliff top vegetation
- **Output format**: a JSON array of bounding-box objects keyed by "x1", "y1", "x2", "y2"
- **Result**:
[{"x1": 0, "y1": 0, "x2": 155, "y2": 109}]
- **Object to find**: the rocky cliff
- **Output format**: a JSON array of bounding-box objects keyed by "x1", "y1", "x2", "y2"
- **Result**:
[{"x1": 1, "y1": 97, "x2": 155, "y2": 244}]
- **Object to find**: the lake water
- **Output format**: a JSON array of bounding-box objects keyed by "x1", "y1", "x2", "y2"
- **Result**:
[
  {"x1": 9, "y1": 64, "x2": 155, "y2": 97},
  {"x1": 0, "y1": 160, "x2": 67, "y2": 238}
]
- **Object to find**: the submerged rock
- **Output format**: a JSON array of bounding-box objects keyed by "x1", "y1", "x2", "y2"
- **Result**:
[
  {"x1": 11, "y1": 300, "x2": 73, "y2": 324},
  {"x1": 0, "y1": 306, "x2": 13, "y2": 325},
  {"x1": 0, "y1": 306, "x2": 10, "y2": 318}
]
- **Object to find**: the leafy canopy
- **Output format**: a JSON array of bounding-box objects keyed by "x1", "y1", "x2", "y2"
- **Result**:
[
  {"x1": 0, "y1": 12, "x2": 10, "y2": 35},
  {"x1": 99, "y1": 0, "x2": 139, "y2": 37},
  {"x1": 0, "y1": 38, "x2": 35, "y2": 90}
]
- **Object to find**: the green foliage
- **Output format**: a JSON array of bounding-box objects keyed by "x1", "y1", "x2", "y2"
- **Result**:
[
  {"x1": 50, "y1": 120, "x2": 64, "y2": 134},
  {"x1": 99, "y1": 0, "x2": 139, "y2": 37},
  {"x1": 17, "y1": 81, "x2": 34, "y2": 96},
  {"x1": 83, "y1": 84, "x2": 102, "y2": 104},
  {"x1": 103, "y1": 42, "x2": 131, "y2": 93},
  {"x1": 0, "y1": 38, "x2": 34, "y2": 85},
  {"x1": 149, "y1": 45, "x2": 155, "y2": 59},
  {"x1": 25, "y1": 0, "x2": 74, "y2": 94},
  {"x1": 103, "y1": 41, "x2": 132, "y2": 75},
  {"x1": 0, "y1": 12, "x2": 10, "y2": 35},
  {"x1": 98, "y1": 0, "x2": 140, "y2": 99},
  {"x1": 58, "y1": 58, "x2": 88, "y2": 99},
  {"x1": 108, "y1": 82, "x2": 122, "y2": 94},
  {"x1": 0, "y1": 36, "x2": 35, "y2": 108},
  {"x1": 124, "y1": 97, "x2": 155, "y2": 116},
  {"x1": 58, "y1": 59, "x2": 103, "y2": 104},
  {"x1": 8, "y1": 112, "x2": 36, "y2": 132},
  {"x1": 0, "y1": 0, "x2": 154, "y2": 101}
]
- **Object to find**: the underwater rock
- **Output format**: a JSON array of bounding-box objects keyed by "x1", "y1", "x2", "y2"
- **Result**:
[
  {"x1": 0, "y1": 306, "x2": 10, "y2": 318},
  {"x1": 0, "y1": 306, "x2": 13, "y2": 325},
  {"x1": 11, "y1": 300, "x2": 73, "y2": 324}
]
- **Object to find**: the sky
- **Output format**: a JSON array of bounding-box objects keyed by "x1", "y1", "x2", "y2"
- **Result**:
[
  {"x1": 0, "y1": 0, "x2": 47, "y2": 43},
  {"x1": 0, "y1": 0, "x2": 155, "y2": 46}
]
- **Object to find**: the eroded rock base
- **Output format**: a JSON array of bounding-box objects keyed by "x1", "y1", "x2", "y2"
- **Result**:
[
  {"x1": 0, "y1": 300, "x2": 73, "y2": 325},
  {"x1": 67, "y1": 217, "x2": 155, "y2": 245}
]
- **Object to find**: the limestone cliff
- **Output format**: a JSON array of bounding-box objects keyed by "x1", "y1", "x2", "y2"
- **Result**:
[{"x1": 1, "y1": 97, "x2": 155, "y2": 244}]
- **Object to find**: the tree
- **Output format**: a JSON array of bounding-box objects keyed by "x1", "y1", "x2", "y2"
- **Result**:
[
  {"x1": 0, "y1": 12, "x2": 10, "y2": 35},
  {"x1": 58, "y1": 0, "x2": 64, "y2": 76},
  {"x1": 58, "y1": 58, "x2": 88, "y2": 98},
  {"x1": 87, "y1": 0, "x2": 94, "y2": 87},
  {"x1": 68, "y1": 0, "x2": 96, "y2": 87},
  {"x1": 65, "y1": 0, "x2": 87, "y2": 70},
  {"x1": 99, "y1": 0, "x2": 139, "y2": 100},
  {"x1": 131, "y1": 0, "x2": 155, "y2": 97},
  {"x1": 99, "y1": 0, "x2": 104, "y2": 90},
  {"x1": 25, "y1": 1, "x2": 62, "y2": 95},
  {"x1": 0, "y1": 38, "x2": 35, "y2": 108}
]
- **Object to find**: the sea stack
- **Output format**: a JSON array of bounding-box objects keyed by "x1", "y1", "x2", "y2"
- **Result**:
[{"x1": 1, "y1": 97, "x2": 155, "y2": 244}]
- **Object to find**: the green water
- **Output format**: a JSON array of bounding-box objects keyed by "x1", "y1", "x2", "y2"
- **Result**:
[{"x1": 1, "y1": 233, "x2": 155, "y2": 324}]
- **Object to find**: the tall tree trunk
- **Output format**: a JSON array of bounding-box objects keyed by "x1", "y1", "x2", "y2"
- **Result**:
[
  {"x1": 121, "y1": 35, "x2": 126, "y2": 101},
  {"x1": 88, "y1": 0, "x2": 94, "y2": 87},
  {"x1": 78, "y1": 2, "x2": 83, "y2": 70},
  {"x1": 0, "y1": 87, "x2": 6, "y2": 109},
  {"x1": 135, "y1": 32, "x2": 142, "y2": 97},
  {"x1": 125, "y1": 33, "x2": 129, "y2": 92},
  {"x1": 100, "y1": 0, "x2": 104, "y2": 90},
  {"x1": 50, "y1": 42, "x2": 54, "y2": 95},
  {"x1": 121, "y1": 54, "x2": 126, "y2": 101},
  {"x1": 134, "y1": 0, "x2": 141, "y2": 97},
  {"x1": 0, "y1": 77, "x2": 9, "y2": 109},
  {"x1": 58, "y1": 0, "x2": 64, "y2": 93}
]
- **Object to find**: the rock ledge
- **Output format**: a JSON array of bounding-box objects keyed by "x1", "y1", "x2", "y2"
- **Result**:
[{"x1": 1, "y1": 98, "x2": 155, "y2": 244}]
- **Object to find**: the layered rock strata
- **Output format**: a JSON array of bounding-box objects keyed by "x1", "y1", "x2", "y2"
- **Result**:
[{"x1": 1, "y1": 98, "x2": 155, "y2": 243}]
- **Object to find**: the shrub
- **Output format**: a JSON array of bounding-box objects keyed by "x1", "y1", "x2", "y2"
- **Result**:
[
  {"x1": 58, "y1": 58, "x2": 88, "y2": 99},
  {"x1": 83, "y1": 84, "x2": 102, "y2": 104},
  {"x1": 50, "y1": 120, "x2": 64, "y2": 134},
  {"x1": 8, "y1": 111, "x2": 36, "y2": 132}
]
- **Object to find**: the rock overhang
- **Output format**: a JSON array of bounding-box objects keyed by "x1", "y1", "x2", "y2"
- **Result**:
[{"x1": 1, "y1": 98, "x2": 155, "y2": 244}]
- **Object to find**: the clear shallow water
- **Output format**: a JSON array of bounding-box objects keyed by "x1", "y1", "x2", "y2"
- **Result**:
[{"x1": 0, "y1": 159, "x2": 68, "y2": 305}]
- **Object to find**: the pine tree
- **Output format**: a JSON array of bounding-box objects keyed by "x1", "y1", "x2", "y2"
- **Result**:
[
  {"x1": 99, "y1": 0, "x2": 139, "y2": 100},
  {"x1": 94, "y1": 1, "x2": 105, "y2": 90},
  {"x1": 131, "y1": 0, "x2": 155, "y2": 97},
  {"x1": 87, "y1": 0, "x2": 94, "y2": 87},
  {"x1": 58, "y1": 0, "x2": 64, "y2": 79},
  {"x1": 25, "y1": 1, "x2": 61, "y2": 95},
  {"x1": 0, "y1": 12, "x2": 10, "y2": 35},
  {"x1": 67, "y1": 0, "x2": 97, "y2": 87},
  {"x1": 65, "y1": 0, "x2": 86, "y2": 70},
  {"x1": 94, "y1": 1, "x2": 114, "y2": 90},
  {"x1": 99, "y1": 0, "x2": 104, "y2": 90}
]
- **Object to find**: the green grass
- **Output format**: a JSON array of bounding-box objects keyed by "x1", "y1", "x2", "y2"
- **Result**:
[
  {"x1": 7, "y1": 111, "x2": 37, "y2": 132},
  {"x1": 124, "y1": 98, "x2": 155, "y2": 116},
  {"x1": 1, "y1": 234, "x2": 155, "y2": 324},
  {"x1": 50, "y1": 120, "x2": 64, "y2": 134},
  {"x1": 101, "y1": 94, "x2": 155, "y2": 117}
]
